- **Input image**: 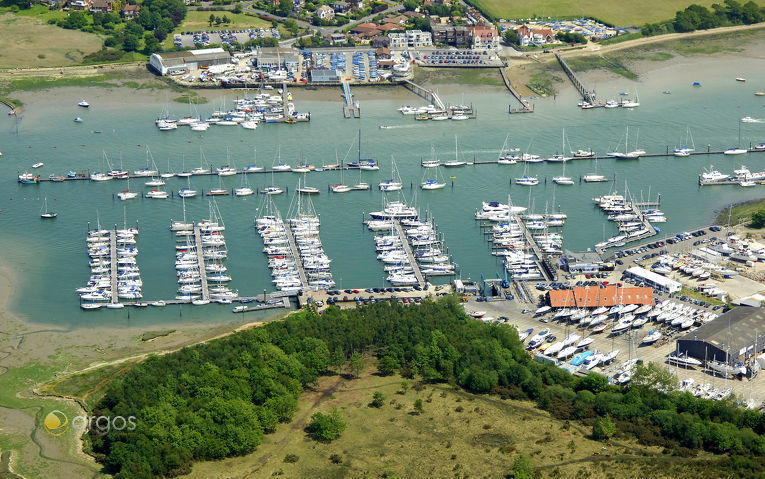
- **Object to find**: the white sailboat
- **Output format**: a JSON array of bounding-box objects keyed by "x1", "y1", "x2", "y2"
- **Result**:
[
  {"x1": 547, "y1": 129, "x2": 572, "y2": 162},
  {"x1": 40, "y1": 197, "x2": 57, "y2": 218},
  {"x1": 379, "y1": 156, "x2": 403, "y2": 191},
  {"x1": 420, "y1": 164, "x2": 446, "y2": 190},
  {"x1": 515, "y1": 159, "x2": 538, "y2": 186},
  {"x1": 553, "y1": 157, "x2": 574, "y2": 185},
  {"x1": 331, "y1": 152, "x2": 351, "y2": 193},
  {"x1": 673, "y1": 127, "x2": 696, "y2": 156},
  {"x1": 443, "y1": 136, "x2": 467, "y2": 167},
  {"x1": 235, "y1": 171, "x2": 254, "y2": 196},
  {"x1": 191, "y1": 148, "x2": 211, "y2": 175},
  {"x1": 583, "y1": 158, "x2": 609, "y2": 182},
  {"x1": 497, "y1": 134, "x2": 520, "y2": 164},
  {"x1": 178, "y1": 176, "x2": 198, "y2": 198},
  {"x1": 117, "y1": 177, "x2": 139, "y2": 201}
]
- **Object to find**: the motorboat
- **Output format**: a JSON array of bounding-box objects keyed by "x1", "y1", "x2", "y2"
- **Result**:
[
  {"x1": 32, "y1": 162, "x2": 44, "y2": 169},
  {"x1": 117, "y1": 189, "x2": 138, "y2": 201},
  {"x1": 78, "y1": 100, "x2": 90, "y2": 108},
  {"x1": 74, "y1": 117, "x2": 83, "y2": 123}
]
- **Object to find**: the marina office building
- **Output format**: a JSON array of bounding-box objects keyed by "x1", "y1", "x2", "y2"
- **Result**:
[
  {"x1": 624, "y1": 266, "x2": 682, "y2": 294},
  {"x1": 677, "y1": 307, "x2": 765, "y2": 364},
  {"x1": 149, "y1": 48, "x2": 232, "y2": 75}
]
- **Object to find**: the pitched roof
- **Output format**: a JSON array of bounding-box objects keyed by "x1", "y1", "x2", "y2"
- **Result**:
[{"x1": 548, "y1": 286, "x2": 654, "y2": 308}]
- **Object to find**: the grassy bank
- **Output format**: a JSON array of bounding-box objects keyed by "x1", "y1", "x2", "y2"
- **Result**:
[
  {"x1": 0, "y1": 12, "x2": 102, "y2": 68},
  {"x1": 566, "y1": 55, "x2": 638, "y2": 80},
  {"x1": 714, "y1": 198, "x2": 765, "y2": 226},
  {"x1": 464, "y1": 0, "x2": 765, "y2": 26},
  {"x1": 413, "y1": 67, "x2": 504, "y2": 87},
  {"x1": 526, "y1": 70, "x2": 563, "y2": 96}
]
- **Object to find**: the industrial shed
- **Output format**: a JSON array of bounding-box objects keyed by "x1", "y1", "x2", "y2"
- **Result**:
[
  {"x1": 676, "y1": 307, "x2": 765, "y2": 364},
  {"x1": 149, "y1": 48, "x2": 232, "y2": 75}
]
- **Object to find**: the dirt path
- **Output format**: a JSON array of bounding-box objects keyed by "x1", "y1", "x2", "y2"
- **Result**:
[{"x1": 567, "y1": 23, "x2": 765, "y2": 58}]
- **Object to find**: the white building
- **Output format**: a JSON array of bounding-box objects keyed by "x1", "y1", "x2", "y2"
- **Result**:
[
  {"x1": 624, "y1": 266, "x2": 682, "y2": 294},
  {"x1": 388, "y1": 32, "x2": 407, "y2": 48},
  {"x1": 388, "y1": 30, "x2": 432, "y2": 48},
  {"x1": 406, "y1": 29, "x2": 432, "y2": 48}
]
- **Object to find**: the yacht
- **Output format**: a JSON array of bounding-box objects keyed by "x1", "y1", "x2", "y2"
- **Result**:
[
  {"x1": 699, "y1": 165, "x2": 729, "y2": 183},
  {"x1": 724, "y1": 147, "x2": 748, "y2": 155},
  {"x1": 515, "y1": 176, "x2": 539, "y2": 186},
  {"x1": 77, "y1": 100, "x2": 90, "y2": 108},
  {"x1": 40, "y1": 197, "x2": 57, "y2": 219}
]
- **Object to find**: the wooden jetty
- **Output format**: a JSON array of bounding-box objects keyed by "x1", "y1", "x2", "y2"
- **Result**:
[
  {"x1": 109, "y1": 232, "x2": 118, "y2": 305},
  {"x1": 193, "y1": 225, "x2": 210, "y2": 301},
  {"x1": 393, "y1": 220, "x2": 425, "y2": 286},
  {"x1": 498, "y1": 67, "x2": 533, "y2": 113},
  {"x1": 283, "y1": 222, "x2": 308, "y2": 289},
  {"x1": 555, "y1": 53, "x2": 597, "y2": 104},
  {"x1": 402, "y1": 79, "x2": 445, "y2": 111},
  {"x1": 341, "y1": 80, "x2": 360, "y2": 118}
]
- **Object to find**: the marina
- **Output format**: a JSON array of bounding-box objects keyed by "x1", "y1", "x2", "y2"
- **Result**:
[{"x1": 5, "y1": 51, "x2": 765, "y2": 327}]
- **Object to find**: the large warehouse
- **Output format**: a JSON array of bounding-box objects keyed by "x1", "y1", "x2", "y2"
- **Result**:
[
  {"x1": 623, "y1": 266, "x2": 681, "y2": 293},
  {"x1": 676, "y1": 307, "x2": 765, "y2": 364},
  {"x1": 149, "y1": 48, "x2": 232, "y2": 75}
]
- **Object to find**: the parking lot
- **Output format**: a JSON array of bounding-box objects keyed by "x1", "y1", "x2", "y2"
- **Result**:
[
  {"x1": 174, "y1": 28, "x2": 280, "y2": 49},
  {"x1": 413, "y1": 48, "x2": 503, "y2": 67}
]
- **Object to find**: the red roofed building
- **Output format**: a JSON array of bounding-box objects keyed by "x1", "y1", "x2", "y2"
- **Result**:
[
  {"x1": 548, "y1": 286, "x2": 654, "y2": 309},
  {"x1": 469, "y1": 24, "x2": 499, "y2": 49},
  {"x1": 516, "y1": 25, "x2": 555, "y2": 46}
]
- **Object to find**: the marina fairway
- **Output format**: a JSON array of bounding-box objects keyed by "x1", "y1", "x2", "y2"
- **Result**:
[{"x1": 2, "y1": 53, "x2": 765, "y2": 328}]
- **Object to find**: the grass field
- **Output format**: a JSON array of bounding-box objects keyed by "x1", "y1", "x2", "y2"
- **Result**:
[
  {"x1": 468, "y1": 0, "x2": 765, "y2": 26},
  {"x1": 0, "y1": 12, "x2": 102, "y2": 68},
  {"x1": 413, "y1": 67, "x2": 504, "y2": 87},
  {"x1": 176, "y1": 364, "x2": 727, "y2": 479}
]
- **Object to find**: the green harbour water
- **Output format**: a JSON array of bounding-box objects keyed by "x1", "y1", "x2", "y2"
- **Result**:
[{"x1": 1, "y1": 55, "x2": 765, "y2": 329}]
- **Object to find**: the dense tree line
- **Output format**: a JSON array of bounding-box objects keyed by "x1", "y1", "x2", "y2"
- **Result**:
[
  {"x1": 641, "y1": 0, "x2": 763, "y2": 36},
  {"x1": 93, "y1": 298, "x2": 765, "y2": 478}
]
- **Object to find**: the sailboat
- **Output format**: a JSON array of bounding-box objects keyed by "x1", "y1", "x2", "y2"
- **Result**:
[
  {"x1": 583, "y1": 158, "x2": 609, "y2": 182},
  {"x1": 354, "y1": 130, "x2": 379, "y2": 170},
  {"x1": 118, "y1": 177, "x2": 139, "y2": 201},
  {"x1": 498, "y1": 134, "x2": 520, "y2": 164},
  {"x1": 171, "y1": 198, "x2": 193, "y2": 231},
  {"x1": 191, "y1": 148, "x2": 211, "y2": 175},
  {"x1": 208, "y1": 175, "x2": 230, "y2": 196},
  {"x1": 609, "y1": 126, "x2": 642, "y2": 159},
  {"x1": 673, "y1": 127, "x2": 696, "y2": 156},
  {"x1": 40, "y1": 197, "x2": 57, "y2": 218},
  {"x1": 177, "y1": 96, "x2": 201, "y2": 125},
  {"x1": 178, "y1": 176, "x2": 198, "y2": 198},
  {"x1": 245, "y1": 147, "x2": 263, "y2": 172},
  {"x1": 217, "y1": 149, "x2": 237, "y2": 176},
  {"x1": 352, "y1": 165, "x2": 370, "y2": 190},
  {"x1": 421, "y1": 145, "x2": 441, "y2": 168},
  {"x1": 553, "y1": 161, "x2": 574, "y2": 185},
  {"x1": 443, "y1": 136, "x2": 467, "y2": 167},
  {"x1": 160, "y1": 157, "x2": 176, "y2": 178},
  {"x1": 547, "y1": 129, "x2": 573, "y2": 162},
  {"x1": 145, "y1": 149, "x2": 165, "y2": 186},
  {"x1": 514, "y1": 159, "x2": 538, "y2": 186},
  {"x1": 379, "y1": 157, "x2": 403, "y2": 191},
  {"x1": 235, "y1": 171, "x2": 254, "y2": 196},
  {"x1": 90, "y1": 151, "x2": 115, "y2": 181},
  {"x1": 261, "y1": 160, "x2": 284, "y2": 195},
  {"x1": 725, "y1": 120, "x2": 748, "y2": 155},
  {"x1": 296, "y1": 174, "x2": 320, "y2": 194},
  {"x1": 331, "y1": 152, "x2": 351, "y2": 193},
  {"x1": 420, "y1": 164, "x2": 446, "y2": 190}
]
